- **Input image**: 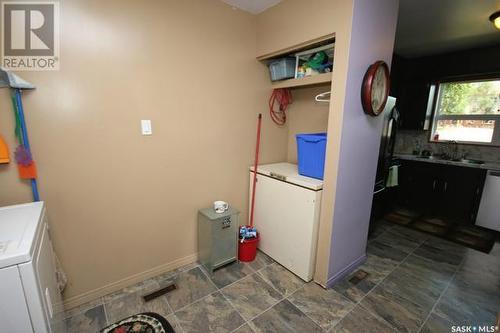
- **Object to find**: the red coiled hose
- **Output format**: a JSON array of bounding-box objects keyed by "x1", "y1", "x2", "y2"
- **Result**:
[{"x1": 269, "y1": 88, "x2": 292, "y2": 125}]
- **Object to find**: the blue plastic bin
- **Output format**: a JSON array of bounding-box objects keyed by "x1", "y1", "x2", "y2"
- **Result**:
[{"x1": 296, "y1": 133, "x2": 327, "y2": 180}]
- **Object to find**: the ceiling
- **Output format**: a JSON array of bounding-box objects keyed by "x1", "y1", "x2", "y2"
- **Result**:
[
  {"x1": 396, "y1": 0, "x2": 500, "y2": 58},
  {"x1": 220, "y1": 0, "x2": 282, "y2": 14}
]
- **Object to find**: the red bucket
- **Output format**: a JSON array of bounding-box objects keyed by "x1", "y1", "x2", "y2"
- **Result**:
[{"x1": 238, "y1": 233, "x2": 259, "y2": 262}]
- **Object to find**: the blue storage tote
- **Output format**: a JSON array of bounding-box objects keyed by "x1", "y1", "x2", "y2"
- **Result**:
[{"x1": 296, "y1": 133, "x2": 327, "y2": 180}]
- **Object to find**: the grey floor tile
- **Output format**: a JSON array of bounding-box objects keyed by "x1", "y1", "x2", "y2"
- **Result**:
[
  {"x1": 331, "y1": 277, "x2": 371, "y2": 304},
  {"x1": 368, "y1": 219, "x2": 394, "y2": 240},
  {"x1": 221, "y1": 273, "x2": 282, "y2": 321},
  {"x1": 66, "y1": 304, "x2": 107, "y2": 333},
  {"x1": 377, "y1": 274, "x2": 439, "y2": 313},
  {"x1": 232, "y1": 323, "x2": 255, "y2": 333},
  {"x1": 360, "y1": 253, "x2": 401, "y2": 282},
  {"x1": 165, "y1": 314, "x2": 182, "y2": 332},
  {"x1": 413, "y1": 237, "x2": 467, "y2": 266},
  {"x1": 206, "y1": 261, "x2": 254, "y2": 289},
  {"x1": 166, "y1": 267, "x2": 217, "y2": 311},
  {"x1": 64, "y1": 298, "x2": 104, "y2": 319},
  {"x1": 333, "y1": 305, "x2": 396, "y2": 332},
  {"x1": 419, "y1": 312, "x2": 453, "y2": 333},
  {"x1": 400, "y1": 254, "x2": 457, "y2": 284},
  {"x1": 459, "y1": 247, "x2": 500, "y2": 277},
  {"x1": 64, "y1": 227, "x2": 499, "y2": 333},
  {"x1": 452, "y1": 267, "x2": 500, "y2": 296},
  {"x1": 153, "y1": 262, "x2": 201, "y2": 286},
  {"x1": 257, "y1": 263, "x2": 304, "y2": 297},
  {"x1": 367, "y1": 240, "x2": 409, "y2": 262},
  {"x1": 379, "y1": 255, "x2": 456, "y2": 310},
  {"x1": 246, "y1": 250, "x2": 274, "y2": 271},
  {"x1": 360, "y1": 285, "x2": 429, "y2": 332},
  {"x1": 249, "y1": 299, "x2": 322, "y2": 333},
  {"x1": 104, "y1": 290, "x2": 172, "y2": 324},
  {"x1": 374, "y1": 227, "x2": 425, "y2": 254},
  {"x1": 333, "y1": 253, "x2": 399, "y2": 303},
  {"x1": 175, "y1": 291, "x2": 245, "y2": 333},
  {"x1": 288, "y1": 282, "x2": 354, "y2": 330},
  {"x1": 434, "y1": 282, "x2": 499, "y2": 327}
]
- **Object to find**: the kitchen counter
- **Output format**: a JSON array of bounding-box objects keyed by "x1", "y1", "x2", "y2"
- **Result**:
[{"x1": 395, "y1": 154, "x2": 500, "y2": 171}]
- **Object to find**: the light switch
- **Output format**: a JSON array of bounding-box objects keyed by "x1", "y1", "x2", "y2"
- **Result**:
[{"x1": 141, "y1": 120, "x2": 152, "y2": 135}]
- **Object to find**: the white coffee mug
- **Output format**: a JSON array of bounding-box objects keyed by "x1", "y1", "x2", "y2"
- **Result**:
[{"x1": 214, "y1": 201, "x2": 229, "y2": 213}]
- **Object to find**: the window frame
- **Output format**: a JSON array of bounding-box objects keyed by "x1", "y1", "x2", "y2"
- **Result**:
[{"x1": 429, "y1": 77, "x2": 500, "y2": 147}]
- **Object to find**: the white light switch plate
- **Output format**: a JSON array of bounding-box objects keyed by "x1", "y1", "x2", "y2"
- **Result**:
[{"x1": 141, "y1": 120, "x2": 152, "y2": 135}]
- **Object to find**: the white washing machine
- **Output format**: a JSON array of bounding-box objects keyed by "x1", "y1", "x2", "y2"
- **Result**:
[
  {"x1": 0, "y1": 202, "x2": 65, "y2": 333},
  {"x1": 249, "y1": 163, "x2": 323, "y2": 281}
]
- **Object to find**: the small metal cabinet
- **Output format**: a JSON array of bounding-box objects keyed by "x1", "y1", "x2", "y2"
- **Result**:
[{"x1": 198, "y1": 207, "x2": 239, "y2": 274}]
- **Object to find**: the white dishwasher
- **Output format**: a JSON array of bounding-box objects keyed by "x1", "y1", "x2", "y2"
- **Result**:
[
  {"x1": 249, "y1": 163, "x2": 323, "y2": 281},
  {"x1": 476, "y1": 170, "x2": 500, "y2": 232},
  {"x1": 0, "y1": 202, "x2": 65, "y2": 333}
]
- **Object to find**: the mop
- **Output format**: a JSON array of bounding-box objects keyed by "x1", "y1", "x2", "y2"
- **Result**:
[
  {"x1": 0, "y1": 67, "x2": 40, "y2": 201},
  {"x1": 239, "y1": 114, "x2": 262, "y2": 244},
  {"x1": 237, "y1": 114, "x2": 263, "y2": 263}
]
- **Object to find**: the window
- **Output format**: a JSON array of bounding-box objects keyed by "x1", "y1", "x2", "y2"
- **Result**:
[{"x1": 430, "y1": 79, "x2": 500, "y2": 146}]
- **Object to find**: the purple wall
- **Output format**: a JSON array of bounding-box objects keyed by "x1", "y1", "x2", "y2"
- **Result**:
[{"x1": 327, "y1": 0, "x2": 399, "y2": 283}]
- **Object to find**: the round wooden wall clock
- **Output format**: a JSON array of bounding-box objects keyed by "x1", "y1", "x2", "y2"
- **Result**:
[{"x1": 361, "y1": 61, "x2": 390, "y2": 116}]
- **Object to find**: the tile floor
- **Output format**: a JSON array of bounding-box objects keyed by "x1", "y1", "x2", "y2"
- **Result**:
[{"x1": 65, "y1": 221, "x2": 500, "y2": 332}]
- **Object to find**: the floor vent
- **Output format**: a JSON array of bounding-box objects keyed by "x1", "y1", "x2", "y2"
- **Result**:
[
  {"x1": 142, "y1": 283, "x2": 177, "y2": 302},
  {"x1": 348, "y1": 270, "x2": 369, "y2": 285}
]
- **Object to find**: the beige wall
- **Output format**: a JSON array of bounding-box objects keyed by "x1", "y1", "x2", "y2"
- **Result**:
[
  {"x1": 0, "y1": 0, "x2": 288, "y2": 305},
  {"x1": 256, "y1": 0, "x2": 340, "y2": 58},
  {"x1": 286, "y1": 85, "x2": 330, "y2": 163}
]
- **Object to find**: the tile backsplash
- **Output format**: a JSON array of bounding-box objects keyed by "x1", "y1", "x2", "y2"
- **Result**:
[{"x1": 394, "y1": 130, "x2": 500, "y2": 163}]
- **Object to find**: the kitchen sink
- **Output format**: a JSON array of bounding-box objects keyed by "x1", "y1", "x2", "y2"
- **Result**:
[
  {"x1": 414, "y1": 155, "x2": 485, "y2": 165},
  {"x1": 460, "y1": 159, "x2": 485, "y2": 165}
]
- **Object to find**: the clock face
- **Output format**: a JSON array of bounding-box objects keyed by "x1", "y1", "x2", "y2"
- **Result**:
[
  {"x1": 361, "y1": 61, "x2": 390, "y2": 116},
  {"x1": 371, "y1": 66, "x2": 388, "y2": 114}
]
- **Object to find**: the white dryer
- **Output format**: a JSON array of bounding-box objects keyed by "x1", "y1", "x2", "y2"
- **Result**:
[
  {"x1": 249, "y1": 163, "x2": 323, "y2": 281},
  {"x1": 0, "y1": 202, "x2": 65, "y2": 333}
]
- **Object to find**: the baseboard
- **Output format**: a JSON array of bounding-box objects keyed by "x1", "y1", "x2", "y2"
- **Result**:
[
  {"x1": 63, "y1": 252, "x2": 198, "y2": 310},
  {"x1": 324, "y1": 253, "x2": 367, "y2": 288}
]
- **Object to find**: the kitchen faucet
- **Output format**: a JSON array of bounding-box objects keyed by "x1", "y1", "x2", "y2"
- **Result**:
[{"x1": 449, "y1": 140, "x2": 459, "y2": 160}]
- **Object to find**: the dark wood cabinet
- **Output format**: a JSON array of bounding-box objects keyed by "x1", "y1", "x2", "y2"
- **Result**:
[
  {"x1": 390, "y1": 56, "x2": 430, "y2": 130},
  {"x1": 397, "y1": 160, "x2": 486, "y2": 224},
  {"x1": 440, "y1": 166, "x2": 486, "y2": 223},
  {"x1": 397, "y1": 81, "x2": 430, "y2": 130}
]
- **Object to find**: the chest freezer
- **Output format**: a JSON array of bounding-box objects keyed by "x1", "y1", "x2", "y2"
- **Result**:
[{"x1": 249, "y1": 163, "x2": 323, "y2": 281}]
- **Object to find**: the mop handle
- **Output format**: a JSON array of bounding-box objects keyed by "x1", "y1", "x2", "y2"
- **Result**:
[
  {"x1": 249, "y1": 114, "x2": 262, "y2": 228},
  {"x1": 15, "y1": 89, "x2": 40, "y2": 202},
  {"x1": 15, "y1": 90, "x2": 31, "y2": 150}
]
